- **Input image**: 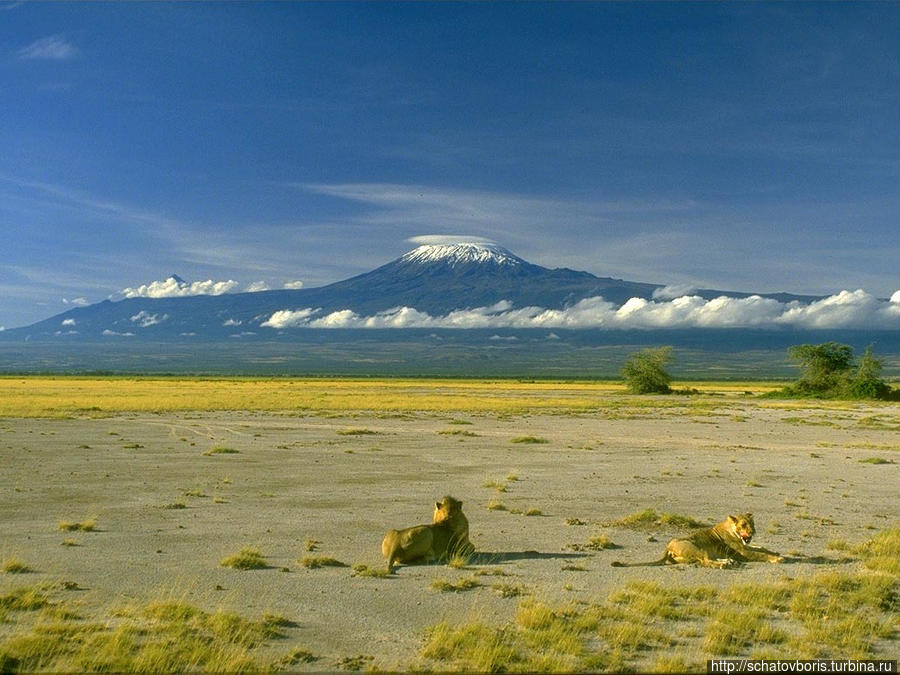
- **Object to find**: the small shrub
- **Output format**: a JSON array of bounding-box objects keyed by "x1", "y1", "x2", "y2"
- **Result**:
[
  {"x1": 524, "y1": 508, "x2": 543, "y2": 517},
  {"x1": 487, "y1": 500, "x2": 508, "y2": 511}
]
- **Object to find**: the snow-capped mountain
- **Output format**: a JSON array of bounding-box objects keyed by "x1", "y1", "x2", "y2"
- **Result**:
[
  {"x1": 2, "y1": 242, "x2": 824, "y2": 341},
  {"x1": 398, "y1": 243, "x2": 526, "y2": 268}
]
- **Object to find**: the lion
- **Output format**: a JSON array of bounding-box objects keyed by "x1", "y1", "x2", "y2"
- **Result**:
[
  {"x1": 611, "y1": 512, "x2": 783, "y2": 569},
  {"x1": 382, "y1": 496, "x2": 474, "y2": 573}
]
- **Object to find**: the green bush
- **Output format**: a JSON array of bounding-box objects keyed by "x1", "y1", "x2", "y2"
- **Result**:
[
  {"x1": 775, "y1": 343, "x2": 896, "y2": 401},
  {"x1": 621, "y1": 347, "x2": 673, "y2": 394}
]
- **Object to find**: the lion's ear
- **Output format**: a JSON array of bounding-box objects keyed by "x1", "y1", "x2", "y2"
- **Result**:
[
  {"x1": 436, "y1": 502, "x2": 442, "y2": 510},
  {"x1": 457, "y1": 501, "x2": 463, "y2": 508},
  {"x1": 727, "y1": 514, "x2": 738, "y2": 523},
  {"x1": 745, "y1": 512, "x2": 753, "y2": 519}
]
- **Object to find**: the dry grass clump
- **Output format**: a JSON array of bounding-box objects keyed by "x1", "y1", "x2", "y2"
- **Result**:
[
  {"x1": 510, "y1": 435, "x2": 548, "y2": 444},
  {"x1": 336, "y1": 428, "x2": 379, "y2": 436},
  {"x1": 438, "y1": 429, "x2": 479, "y2": 437},
  {"x1": 491, "y1": 582, "x2": 528, "y2": 598},
  {"x1": 219, "y1": 547, "x2": 268, "y2": 570},
  {"x1": 0, "y1": 585, "x2": 50, "y2": 611},
  {"x1": 0, "y1": 590, "x2": 301, "y2": 672},
  {"x1": 2, "y1": 558, "x2": 31, "y2": 574},
  {"x1": 567, "y1": 533, "x2": 618, "y2": 552},
  {"x1": 524, "y1": 507, "x2": 543, "y2": 517},
  {"x1": 447, "y1": 552, "x2": 473, "y2": 570},
  {"x1": 430, "y1": 576, "x2": 481, "y2": 593},
  {"x1": 298, "y1": 556, "x2": 347, "y2": 569},
  {"x1": 351, "y1": 563, "x2": 391, "y2": 579},
  {"x1": 613, "y1": 509, "x2": 707, "y2": 529},
  {"x1": 481, "y1": 479, "x2": 507, "y2": 492},
  {"x1": 853, "y1": 527, "x2": 900, "y2": 575},
  {"x1": 420, "y1": 527, "x2": 900, "y2": 671},
  {"x1": 487, "y1": 499, "x2": 507, "y2": 511},
  {"x1": 57, "y1": 518, "x2": 96, "y2": 532},
  {"x1": 203, "y1": 446, "x2": 240, "y2": 456}
]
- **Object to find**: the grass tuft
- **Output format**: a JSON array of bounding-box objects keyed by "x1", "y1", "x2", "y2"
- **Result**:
[
  {"x1": 614, "y1": 509, "x2": 706, "y2": 529},
  {"x1": 336, "y1": 428, "x2": 379, "y2": 436},
  {"x1": 203, "y1": 446, "x2": 240, "y2": 456},
  {"x1": 351, "y1": 563, "x2": 391, "y2": 578},
  {"x1": 298, "y1": 556, "x2": 347, "y2": 569},
  {"x1": 57, "y1": 518, "x2": 96, "y2": 532},
  {"x1": 510, "y1": 435, "x2": 549, "y2": 444},
  {"x1": 220, "y1": 547, "x2": 268, "y2": 570},
  {"x1": 430, "y1": 576, "x2": 481, "y2": 593},
  {"x1": 2, "y1": 559, "x2": 31, "y2": 574}
]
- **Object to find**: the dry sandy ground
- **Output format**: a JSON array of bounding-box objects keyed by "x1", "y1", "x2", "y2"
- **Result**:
[{"x1": 1, "y1": 400, "x2": 898, "y2": 670}]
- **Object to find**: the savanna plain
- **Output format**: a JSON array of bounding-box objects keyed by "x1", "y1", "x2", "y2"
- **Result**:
[{"x1": 0, "y1": 377, "x2": 898, "y2": 672}]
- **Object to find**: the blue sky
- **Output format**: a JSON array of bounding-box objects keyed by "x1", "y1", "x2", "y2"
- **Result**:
[{"x1": 1, "y1": 2, "x2": 899, "y2": 329}]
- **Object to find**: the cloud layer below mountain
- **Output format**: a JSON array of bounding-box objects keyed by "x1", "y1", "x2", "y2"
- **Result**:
[{"x1": 262, "y1": 290, "x2": 900, "y2": 331}]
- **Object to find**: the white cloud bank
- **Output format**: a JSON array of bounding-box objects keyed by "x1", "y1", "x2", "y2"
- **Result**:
[
  {"x1": 121, "y1": 276, "x2": 238, "y2": 299},
  {"x1": 261, "y1": 290, "x2": 900, "y2": 331}
]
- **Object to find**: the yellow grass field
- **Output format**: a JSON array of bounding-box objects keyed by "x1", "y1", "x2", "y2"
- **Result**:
[{"x1": 0, "y1": 376, "x2": 786, "y2": 417}]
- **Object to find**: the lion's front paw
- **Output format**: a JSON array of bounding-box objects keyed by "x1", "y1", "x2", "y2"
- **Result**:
[{"x1": 769, "y1": 555, "x2": 784, "y2": 564}]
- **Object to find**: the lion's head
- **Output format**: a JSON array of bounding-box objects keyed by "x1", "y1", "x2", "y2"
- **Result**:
[
  {"x1": 433, "y1": 495, "x2": 464, "y2": 524},
  {"x1": 727, "y1": 513, "x2": 756, "y2": 544}
]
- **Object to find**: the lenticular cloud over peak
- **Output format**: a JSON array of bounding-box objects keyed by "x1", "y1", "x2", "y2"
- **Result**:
[{"x1": 120, "y1": 276, "x2": 238, "y2": 299}]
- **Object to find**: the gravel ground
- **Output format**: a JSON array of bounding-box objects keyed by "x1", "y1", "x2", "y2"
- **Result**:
[{"x1": 0, "y1": 402, "x2": 897, "y2": 669}]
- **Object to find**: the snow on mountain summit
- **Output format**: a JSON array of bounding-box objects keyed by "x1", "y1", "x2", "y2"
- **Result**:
[{"x1": 399, "y1": 242, "x2": 525, "y2": 267}]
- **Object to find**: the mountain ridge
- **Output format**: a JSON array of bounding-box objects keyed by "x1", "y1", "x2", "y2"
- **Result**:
[{"x1": 1, "y1": 242, "x2": 829, "y2": 341}]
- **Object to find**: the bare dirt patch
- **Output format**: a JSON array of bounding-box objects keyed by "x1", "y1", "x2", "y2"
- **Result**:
[{"x1": 1, "y1": 398, "x2": 897, "y2": 670}]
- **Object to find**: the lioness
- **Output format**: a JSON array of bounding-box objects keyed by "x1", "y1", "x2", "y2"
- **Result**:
[
  {"x1": 611, "y1": 513, "x2": 783, "y2": 569},
  {"x1": 382, "y1": 496, "x2": 474, "y2": 573}
]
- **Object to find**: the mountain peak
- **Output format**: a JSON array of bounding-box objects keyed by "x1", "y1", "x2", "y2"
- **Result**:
[{"x1": 399, "y1": 242, "x2": 524, "y2": 267}]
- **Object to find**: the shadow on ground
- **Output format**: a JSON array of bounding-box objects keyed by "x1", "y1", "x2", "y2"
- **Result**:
[{"x1": 469, "y1": 550, "x2": 594, "y2": 564}]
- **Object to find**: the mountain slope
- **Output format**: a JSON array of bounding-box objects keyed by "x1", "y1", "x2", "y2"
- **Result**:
[{"x1": 1, "y1": 242, "x2": 823, "y2": 341}]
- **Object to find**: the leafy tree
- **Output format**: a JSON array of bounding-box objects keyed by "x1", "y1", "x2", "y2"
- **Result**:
[
  {"x1": 783, "y1": 342, "x2": 895, "y2": 400},
  {"x1": 845, "y1": 346, "x2": 892, "y2": 400},
  {"x1": 787, "y1": 342, "x2": 854, "y2": 395},
  {"x1": 621, "y1": 346, "x2": 673, "y2": 394}
]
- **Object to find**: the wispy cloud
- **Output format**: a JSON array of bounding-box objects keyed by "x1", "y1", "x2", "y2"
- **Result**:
[
  {"x1": 17, "y1": 35, "x2": 79, "y2": 61},
  {"x1": 130, "y1": 311, "x2": 168, "y2": 328},
  {"x1": 261, "y1": 290, "x2": 900, "y2": 331}
]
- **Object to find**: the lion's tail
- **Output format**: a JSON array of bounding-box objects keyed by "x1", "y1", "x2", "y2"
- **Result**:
[{"x1": 610, "y1": 553, "x2": 670, "y2": 567}]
